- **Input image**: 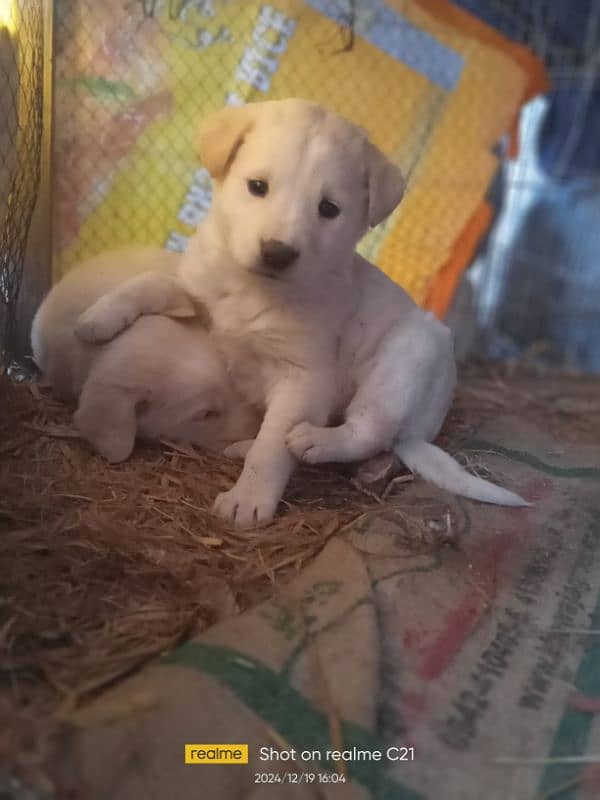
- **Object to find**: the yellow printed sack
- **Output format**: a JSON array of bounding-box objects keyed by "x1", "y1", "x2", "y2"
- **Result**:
[{"x1": 53, "y1": 0, "x2": 547, "y2": 317}]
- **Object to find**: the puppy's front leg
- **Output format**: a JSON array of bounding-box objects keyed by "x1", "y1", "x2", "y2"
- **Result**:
[
  {"x1": 213, "y1": 377, "x2": 329, "y2": 527},
  {"x1": 76, "y1": 271, "x2": 197, "y2": 344}
]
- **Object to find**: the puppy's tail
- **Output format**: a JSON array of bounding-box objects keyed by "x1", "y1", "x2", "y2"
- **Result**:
[{"x1": 394, "y1": 440, "x2": 529, "y2": 507}]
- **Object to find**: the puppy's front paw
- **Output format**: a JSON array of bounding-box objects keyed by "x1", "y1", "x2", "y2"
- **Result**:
[
  {"x1": 212, "y1": 482, "x2": 278, "y2": 528},
  {"x1": 76, "y1": 299, "x2": 133, "y2": 344},
  {"x1": 287, "y1": 422, "x2": 332, "y2": 464}
]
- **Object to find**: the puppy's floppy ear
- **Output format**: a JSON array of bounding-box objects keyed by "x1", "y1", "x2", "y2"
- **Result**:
[
  {"x1": 75, "y1": 382, "x2": 138, "y2": 463},
  {"x1": 365, "y1": 140, "x2": 406, "y2": 227},
  {"x1": 196, "y1": 105, "x2": 255, "y2": 181}
]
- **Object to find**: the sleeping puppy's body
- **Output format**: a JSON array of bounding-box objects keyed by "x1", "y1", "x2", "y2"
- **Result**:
[
  {"x1": 75, "y1": 99, "x2": 527, "y2": 525},
  {"x1": 31, "y1": 248, "x2": 260, "y2": 462}
]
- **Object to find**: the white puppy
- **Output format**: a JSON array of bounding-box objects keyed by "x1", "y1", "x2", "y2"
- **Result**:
[
  {"x1": 75, "y1": 99, "x2": 527, "y2": 525},
  {"x1": 31, "y1": 248, "x2": 260, "y2": 462}
]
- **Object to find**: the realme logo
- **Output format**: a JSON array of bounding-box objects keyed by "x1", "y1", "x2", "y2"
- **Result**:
[{"x1": 185, "y1": 745, "x2": 249, "y2": 764}]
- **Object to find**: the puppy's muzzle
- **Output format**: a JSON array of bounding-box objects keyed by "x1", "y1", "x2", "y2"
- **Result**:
[{"x1": 260, "y1": 239, "x2": 299, "y2": 271}]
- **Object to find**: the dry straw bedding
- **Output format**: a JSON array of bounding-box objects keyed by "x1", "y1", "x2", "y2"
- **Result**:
[
  {"x1": 0, "y1": 377, "x2": 392, "y2": 712},
  {"x1": 1, "y1": 363, "x2": 597, "y2": 718}
]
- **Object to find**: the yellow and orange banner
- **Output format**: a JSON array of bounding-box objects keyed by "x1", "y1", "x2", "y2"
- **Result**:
[{"x1": 53, "y1": 0, "x2": 547, "y2": 316}]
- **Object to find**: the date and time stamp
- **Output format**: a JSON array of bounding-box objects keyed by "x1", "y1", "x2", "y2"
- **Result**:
[{"x1": 254, "y1": 771, "x2": 347, "y2": 785}]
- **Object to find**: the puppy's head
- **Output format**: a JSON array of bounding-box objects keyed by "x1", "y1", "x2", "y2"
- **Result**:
[
  {"x1": 197, "y1": 99, "x2": 405, "y2": 282},
  {"x1": 136, "y1": 340, "x2": 260, "y2": 450}
]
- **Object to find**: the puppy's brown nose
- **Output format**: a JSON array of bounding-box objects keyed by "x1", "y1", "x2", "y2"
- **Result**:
[{"x1": 260, "y1": 239, "x2": 299, "y2": 271}]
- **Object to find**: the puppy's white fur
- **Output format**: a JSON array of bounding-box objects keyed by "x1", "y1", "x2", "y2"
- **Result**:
[
  {"x1": 75, "y1": 99, "x2": 527, "y2": 524},
  {"x1": 32, "y1": 248, "x2": 260, "y2": 462}
]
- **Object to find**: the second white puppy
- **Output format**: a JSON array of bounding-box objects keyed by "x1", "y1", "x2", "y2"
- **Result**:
[
  {"x1": 76, "y1": 99, "x2": 527, "y2": 524},
  {"x1": 32, "y1": 248, "x2": 260, "y2": 462}
]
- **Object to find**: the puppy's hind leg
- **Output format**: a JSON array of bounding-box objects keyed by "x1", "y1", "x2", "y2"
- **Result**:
[
  {"x1": 287, "y1": 409, "x2": 396, "y2": 464},
  {"x1": 287, "y1": 339, "x2": 427, "y2": 465},
  {"x1": 288, "y1": 320, "x2": 455, "y2": 466}
]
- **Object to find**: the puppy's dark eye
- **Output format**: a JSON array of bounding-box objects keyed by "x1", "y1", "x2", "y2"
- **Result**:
[
  {"x1": 248, "y1": 179, "x2": 269, "y2": 197},
  {"x1": 318, "y1": 198, "x2": 340, "y2": 219}
]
